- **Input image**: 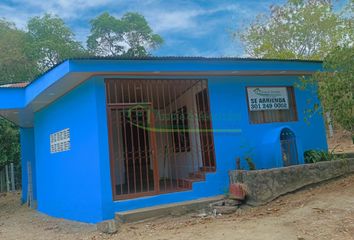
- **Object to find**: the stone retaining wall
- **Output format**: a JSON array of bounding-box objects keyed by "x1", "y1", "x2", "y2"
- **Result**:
[{"x1": 229, "y1": 158, "x2": 354, "y2": 206}]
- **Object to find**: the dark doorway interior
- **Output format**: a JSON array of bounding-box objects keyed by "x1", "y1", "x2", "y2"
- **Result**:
[
  {"x1": 280, "y1": 128, "x2": 299, "y2": 166},
  {"x1": 119, "y1": 110, "x2": 154, "y2": 195},
  {"x1": 106, "y1": 79, "x2": 216, "y2": 200}
]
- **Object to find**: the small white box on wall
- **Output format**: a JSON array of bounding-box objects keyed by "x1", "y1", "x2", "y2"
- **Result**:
[{"x1": 50, "y1": 128, "x2": 71, "y2": 154}]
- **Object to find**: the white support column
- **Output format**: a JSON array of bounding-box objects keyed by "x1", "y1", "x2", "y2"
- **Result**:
[
  {"x1": 0, "y1": 169, "x2": 3, "y2": 192},
  {"x1": 5, "y1": 165, "x2": 10, "y2": 192},
  {"x1": 326, "y1": 111, "x2": 334, "y2": 138},
  {"x1": 27, "y1": 161, "x2": 33, "y2": 208},
  {"x1": 10, "y1": 163, "x2": 15, "y2": 191}
]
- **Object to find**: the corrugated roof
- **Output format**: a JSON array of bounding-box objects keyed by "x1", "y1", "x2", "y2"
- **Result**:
[
  {"x1": 0, "y1": 82, "x2": 30, "y2": 88},
  {"x1": 64, "y1": 56, "x2": 323, "y2": 62}
]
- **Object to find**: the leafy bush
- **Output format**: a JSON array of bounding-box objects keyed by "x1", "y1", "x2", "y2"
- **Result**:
[
  {"x1": 235, "y1": 156, "x2": 256, "y2": 170},
  {"x1": 245, "y1": 157, "x2": 256, "y2": 170},
  {"x1": 0, "y1": 118, "x2": 20, "y2": 168},
  {"x1": 304, "y1": 149, "x2": 337, "y2": 164}
]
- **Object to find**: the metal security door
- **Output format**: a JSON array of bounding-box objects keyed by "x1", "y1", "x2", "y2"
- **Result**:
[
  {"x1": 107, "y1": 104, "x2": 159, "y2": 200},
  {"x1": 105, "y1": 79, "x2": 216, "y2": 200}
]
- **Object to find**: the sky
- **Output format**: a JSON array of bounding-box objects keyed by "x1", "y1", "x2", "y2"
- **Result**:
[{"x1": 0, "y1": 0, "x2": 348, "y2": 57}]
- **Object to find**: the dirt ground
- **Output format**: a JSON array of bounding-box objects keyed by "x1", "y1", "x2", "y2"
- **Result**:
[
  {"x1": 328, "y1": 130, "x2": 353, "y2": 154},
  {"x1": 1, "y1": 175, "x2": 354, "y2": 240}
]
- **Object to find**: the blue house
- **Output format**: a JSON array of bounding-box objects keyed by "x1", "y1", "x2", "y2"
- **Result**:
[{"x1": 0, "y1": 57, "x2": 328, "y2": 223}]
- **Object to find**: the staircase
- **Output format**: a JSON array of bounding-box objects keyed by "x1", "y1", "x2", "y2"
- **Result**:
[{"x1": 177, "y1": 166, "x2": 215, "y2": 190}]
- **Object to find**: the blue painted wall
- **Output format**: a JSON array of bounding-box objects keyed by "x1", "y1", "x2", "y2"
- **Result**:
[
  {"x1": 92, "y1": 75, "x2": 327, "y2": 221},
  {"x1": 20, "y1": 127, "x2": 36, "y2": 203},
  {"x1": 92, "y1": 78, "x2": 114, "y2": 221},
  {"x1": 0, "y1": 59, "x2": 328, "y2": 223},
  {"x1": 207, "y1": 76, "x2": 327, "y2": 171},
  {"x1": 30, "y1": 74, "x2": 327, "y2": 223},
  {"x1": 33, "y1": 78, "x2": 110, "y2": 223},
  {"x1": 0, "y1": 88, "x2": 25, "y2": 109}
]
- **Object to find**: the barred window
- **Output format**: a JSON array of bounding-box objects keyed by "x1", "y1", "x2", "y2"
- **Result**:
[
  {"x1": 247, "y1": 86, "x2": 298, "y2": 124},
  {"x1": 172, "y1": 106, "x2": 191, "y2": 152}
]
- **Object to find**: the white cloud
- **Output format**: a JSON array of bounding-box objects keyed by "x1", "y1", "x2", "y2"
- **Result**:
[
  {"x1": 8, "y1": 0, "x2": 115, "y2": 20},
  {"x1": 145, "y1": 4, "x2": 243, "y2": 33},
  {"x1": 0, "y1": 0, "x2": 275, "y2": 56},
  {"x1": 148, "y1": 10, "x2": 200, "y2": 32},
  {"x1": 0, "y1": 4, "x2": 35, "y2": 28},
  {"x1": 0, "y1": 1, "x2": 268, "y2": 34}
]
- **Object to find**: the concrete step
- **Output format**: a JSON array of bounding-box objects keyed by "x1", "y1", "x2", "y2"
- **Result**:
[
  {"x1": 200, "y1": 166, "x2": 216, "y2": 172},
  {"x1": 115, "y1": 195, "x2": 224, "y2": 223},
  {"x1": 177, "y1": 177, "x2": 205, "y2": 189},
  {"x1": 189, "y1": 171, "x2": 205, "y2": 179}
]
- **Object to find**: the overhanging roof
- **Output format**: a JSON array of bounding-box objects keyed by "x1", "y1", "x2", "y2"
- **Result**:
[{"x1": 0, "y1": 57, "x2": 323, "y2": 127}]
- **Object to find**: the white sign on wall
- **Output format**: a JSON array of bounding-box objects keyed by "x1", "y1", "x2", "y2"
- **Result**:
[
  {"x1": 247, "y1": 87, "x2": 289, "y2": 111},
  {"x1": 50, "y1": 128, "x2": 71, "y2": 153}
]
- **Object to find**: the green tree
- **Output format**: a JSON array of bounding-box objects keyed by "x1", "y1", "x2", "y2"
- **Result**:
[
  {"x1": 87, "y1": 12, "x2": 163, "y2": 57},
  {"x1": 301, "y1": 46, "x2": 354, "y2": 136},
  {"x1": 238, "y1": 0, "x2": 353, "y2": 60},
  {"x1": 26, "y1": 14, "x2": 87, "y2": 72},
  {"x1": 0, "y1": 118, "x2": 20, "y2": 168},
  {"x1": 0, "y1": 20, "x2": 38, "y2": 84},
  {"x1": 238, "y1": 0, "x2": 353, "y2": 138}
]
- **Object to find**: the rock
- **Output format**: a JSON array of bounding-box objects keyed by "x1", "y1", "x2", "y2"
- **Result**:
[
  {"x1": 229, "y1": 183, "x2": 247, "y2": 200},
  {"x1": 213, "y1": 206, "x2": 238, "y2": 215},
  {"x1": 210, "y1": 199, "x2": 242, "y2": 208},
  {"x1": 194, "y1": 213, "x2": 208, "y2": 218},
  {"x1": 225, "y1": 199, "x2": 242, "y2": 206},
  {"x1": 236, "y1": 208, "x2": 243, "y2": 214},
  {"x1": 170, "y1": 208, "x2": 188, "y2": 217},
  {"x1": 97, "y1": 220, "x2": 119, "y2": 234},
  {"x1": 210, "y1": 200, "x2": 226, "y2": 207}
]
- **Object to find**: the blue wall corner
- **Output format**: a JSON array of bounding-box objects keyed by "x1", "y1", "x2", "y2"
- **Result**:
[
  {"x1": 33, "y1": 78, "x2": 106, "y2": 223},
  {"x1": 93, "y1": 77, "x2": 115, "y2": 220},
  {"x1": 20, "y1": 127, "x2": 36, "y2": 203}
]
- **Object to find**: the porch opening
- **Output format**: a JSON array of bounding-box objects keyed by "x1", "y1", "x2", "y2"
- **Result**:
[
  {"x1": 105, "y1": 79, "x2": 216, "y2": 200},
  {"x1": 280, "y1": 128, "x2": 299, "y2": 166}
]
